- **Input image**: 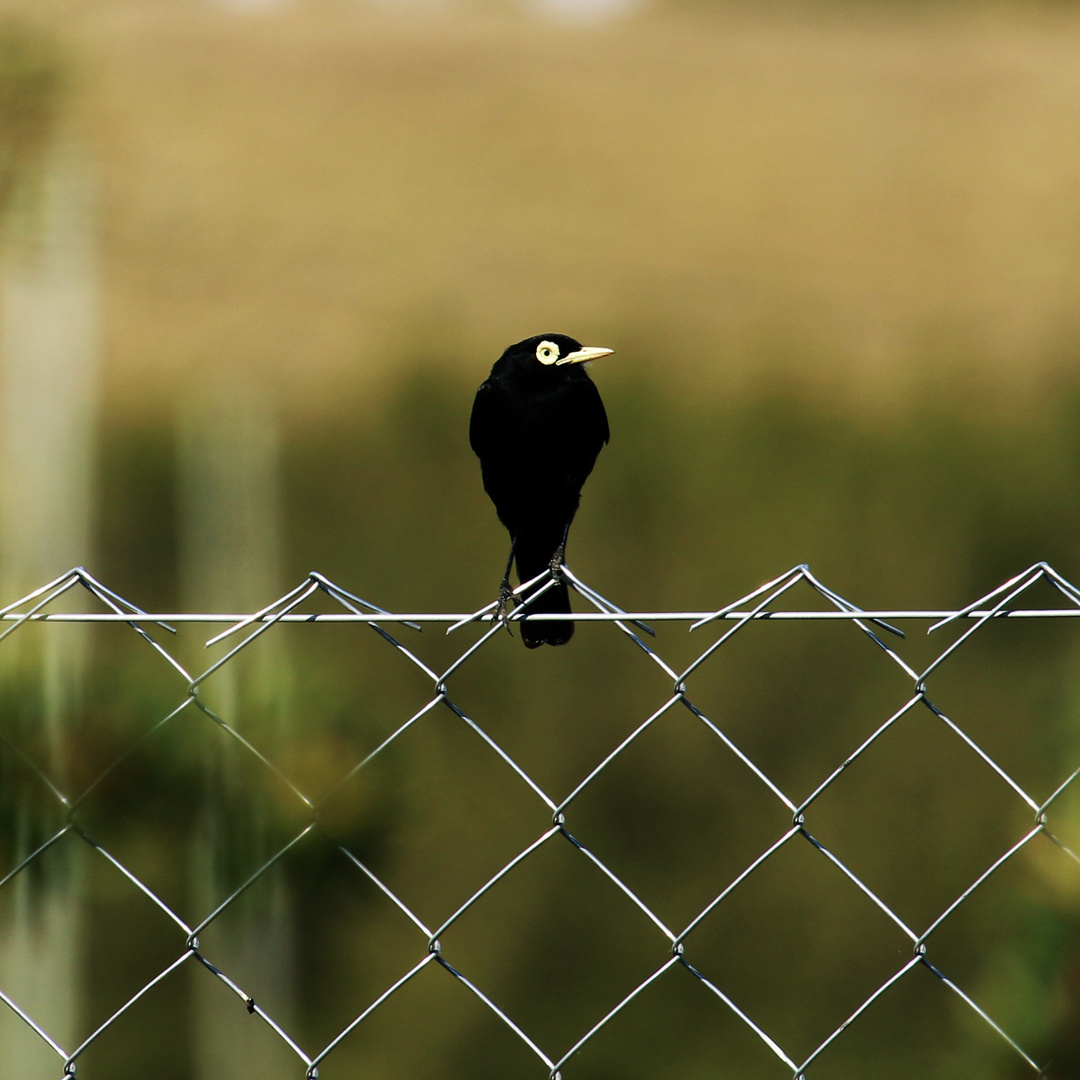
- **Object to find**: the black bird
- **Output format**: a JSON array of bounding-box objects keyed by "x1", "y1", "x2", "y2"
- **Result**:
[{"x1": 470, "y1": 333, "x2": 614, "y2": 648}]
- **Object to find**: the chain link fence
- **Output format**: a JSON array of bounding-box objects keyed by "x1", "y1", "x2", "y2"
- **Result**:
[{"x1": 1, "y1": 561, "x2": 1078, "y2": 1078}]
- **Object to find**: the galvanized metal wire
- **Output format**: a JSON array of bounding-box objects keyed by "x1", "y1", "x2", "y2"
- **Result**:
[{"x1": 1, "y1": 560, "x2": 1078, "y2": 1078}]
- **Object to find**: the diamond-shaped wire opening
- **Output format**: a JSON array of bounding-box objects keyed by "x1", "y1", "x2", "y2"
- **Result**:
[
  {"x1": 0, "y1": 619, "x2": 185, "y2": 807},
  {"x1": 421, "y1": 830, "x2": 676, "y2": 1057},
  {"x1": 274, "y1": 838, "x2": 437, "y2": 1056},
  {"x1": 564, "y1": 954, "x2": 798, "y2": 1080},
  {"x1": 65, "y1": 948, "x2": 195, "y2": 1077},
  {"x1": 791, "y1": 958, "x2": 1014, "y2": 1079},
  {"x1": 324, "y1": 699, "x2": 555, "y2": 932},
  {"x1": 563, "y1": 695, "x2": 796, "y2": 930},
  {"x1": 308, "y1": 951, "x2": 553, "y2": 1080},
  {"x1": 918, "y1": 646, "x2": 1080, "y2": 806},
  {"x1": 675, "y1": 830, "x2": 917, "y2": 1064},
  {"x1": 248, "y1": 624, "x2": 436, "y2": 804},
  {"x1": 186, "y1": 824, "x2": 438, "y2": 1063},
  {"x1": 917, "y1": 832, "x2": 1062, "y2": 994},
  {"x1": 681, "y1": 631, "x2": 916, "y2": 804},
  {"x1": 73, "y1": 705, "x2": 311, "y2": 928},
  {"x1": 0, "y1": 826, "x2": 191, "y2": 1060},
  {"x1": 441, "y1": 622, "x2": 676, "y2": 801},
  {"x1": 800, "y1": 695, "x2": 1040, "y2": 930}
]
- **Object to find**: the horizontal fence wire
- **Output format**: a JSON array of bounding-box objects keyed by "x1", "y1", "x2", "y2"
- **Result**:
[
  {"x1": 0, "y1": 560, "x2": 1078, "y2": 1078},
  {"x1": 10, "y1": 610, "x2": 1080, "y2": 623}
]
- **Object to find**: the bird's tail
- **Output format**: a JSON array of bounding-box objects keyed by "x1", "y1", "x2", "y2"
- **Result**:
[{"x1": 515, "y1": 537, "x2": 573, "y2": 648}]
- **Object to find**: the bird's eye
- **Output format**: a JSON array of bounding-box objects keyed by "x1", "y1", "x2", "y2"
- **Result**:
[{"x1": 535, "y1": 341, "x2": 559, "y2": 365}]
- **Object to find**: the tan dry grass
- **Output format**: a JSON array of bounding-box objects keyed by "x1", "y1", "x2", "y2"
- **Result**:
[{"x1": 7, "y1": 0, "x2": 1080, "y2": 415}]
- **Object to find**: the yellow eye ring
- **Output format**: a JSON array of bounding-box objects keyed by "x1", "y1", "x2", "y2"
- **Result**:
[{"x1": 535, "y1": 340, "x2": 559, "y2": 365}]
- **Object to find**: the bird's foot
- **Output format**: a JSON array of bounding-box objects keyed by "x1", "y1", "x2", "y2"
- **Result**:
[
  {"x1": 548, "y1": 546, "x2": 566, "y2": 582},
  {"x1": 495, "y1": 580, "x2": 515, "y2": 636}
]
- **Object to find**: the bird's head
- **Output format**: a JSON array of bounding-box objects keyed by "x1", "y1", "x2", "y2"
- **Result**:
[{"x1": 501, "y1": 334, "x2": 615, "y2": 372}]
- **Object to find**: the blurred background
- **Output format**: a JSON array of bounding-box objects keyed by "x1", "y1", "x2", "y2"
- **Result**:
[{"x1": 1, "y1": 0, "x2": 1080, "y2": 1076}]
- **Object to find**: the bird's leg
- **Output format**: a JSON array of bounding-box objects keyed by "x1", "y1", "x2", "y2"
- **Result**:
[
  {"x1": 495, "y1": 538, "x2": 516, "y2": 634},
  {"x1": 548, "y1": 520, "x2": 571, "y2": 581}
]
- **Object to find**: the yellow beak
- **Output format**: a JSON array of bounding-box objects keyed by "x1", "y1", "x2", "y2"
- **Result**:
[{"x1": 556, "y1": 345, "x2": 615, "y2": 366}]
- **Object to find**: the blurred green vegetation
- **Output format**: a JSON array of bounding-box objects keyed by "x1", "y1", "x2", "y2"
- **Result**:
[
  {"x1": 1, "y1": 368, "x2": 1059, "y2": 1078},
  {"x1": 0, "y1": 19, "x2": 62, "y2": 223}
]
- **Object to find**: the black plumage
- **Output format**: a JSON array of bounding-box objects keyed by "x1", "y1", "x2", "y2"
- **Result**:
[{"x1": 470, "y1": 333, "x2": 613, "y2": 648}]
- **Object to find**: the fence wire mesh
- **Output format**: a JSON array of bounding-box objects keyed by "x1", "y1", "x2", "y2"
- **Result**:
[{"x1": 1, "y1": 561, "x2": 1079, "y2": 1078}]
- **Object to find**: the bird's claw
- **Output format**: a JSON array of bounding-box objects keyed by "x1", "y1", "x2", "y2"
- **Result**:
[
  {"x1": 548, "y1": 547, "x2": 566, "y2": 582},
  {"x1": 495, "y1": 582, "x2": 515, "y2": 636}
]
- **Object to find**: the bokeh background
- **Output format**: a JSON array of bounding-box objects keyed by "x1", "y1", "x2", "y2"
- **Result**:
[{"x1": 1, "y1": 0, "x2": 1080, "y2": 1076}]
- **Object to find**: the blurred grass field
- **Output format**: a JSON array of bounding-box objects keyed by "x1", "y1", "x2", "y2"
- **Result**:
[{"x1": 2, "y1": 0, "x2": 1079, "y2": 413}]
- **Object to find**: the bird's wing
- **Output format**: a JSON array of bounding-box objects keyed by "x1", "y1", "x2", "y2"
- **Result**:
[
  {"x1": 572, "y1": 376, "x2": 610, "y2": 450},
  {"x1": 469, "y1": 380, "x2": 494, "y2": 457},
  {"x1": 555, "y1": 376, "x2": 610, "y2": 493},
  {"x1": 469, "y1": 379, "x2": 511, "y2": 459},
  {"x1": 588, "y1": 377, "x2": 610, "y2": 447}
]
